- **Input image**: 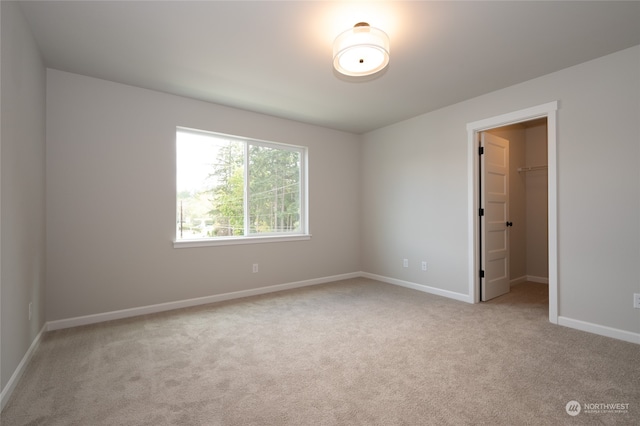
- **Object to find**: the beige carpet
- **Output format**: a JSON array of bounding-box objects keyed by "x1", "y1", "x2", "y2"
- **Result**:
[{"x1": 2, "y1": 278, "x2": 639, "y2": 425}]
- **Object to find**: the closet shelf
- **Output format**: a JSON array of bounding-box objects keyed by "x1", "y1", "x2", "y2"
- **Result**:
[{"x1": 517, "y1": 165, "x2": 547, "y2": 173}]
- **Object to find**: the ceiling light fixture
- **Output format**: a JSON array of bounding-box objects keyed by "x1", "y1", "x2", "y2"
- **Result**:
[{"x1": 333, "y1": 22, "x2": 390, "y2": 77}]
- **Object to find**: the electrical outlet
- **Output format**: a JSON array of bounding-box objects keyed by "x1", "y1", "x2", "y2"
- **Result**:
[
  {"x1": 403, "y1": 259, "x2": 409, "y2": 268},
  {"x1": 29, "y1": 302, "x2": 32, "y2": 321},
  {"x1": 634, "y1": 293, "x2": 640, "y2": 309},
  {"x1": 252, "y1": 263, "x2": 259, "y2": 273},
  {"x1": 421, "y1": 261, "x2": 427, "y2": 271}
]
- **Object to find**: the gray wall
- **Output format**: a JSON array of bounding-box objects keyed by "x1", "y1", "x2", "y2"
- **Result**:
[
  {"x1": 361, "y1": 45, "x2": 640, "y2": 335},
  {"x1": 0, "y1": 1, "x2": 47, "y2": 393},
  {"x1": 45, "y1": 69, "x2": 361, "y2": 321}
]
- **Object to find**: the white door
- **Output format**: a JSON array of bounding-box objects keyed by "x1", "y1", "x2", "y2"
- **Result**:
[{"x1": 480, "y1": 132, "x2": 510, "y2": 301}]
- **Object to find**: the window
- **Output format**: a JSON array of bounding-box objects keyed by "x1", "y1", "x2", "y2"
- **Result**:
[{"x1": 175, "y1": 127, "x2": 308, "y2": 247}]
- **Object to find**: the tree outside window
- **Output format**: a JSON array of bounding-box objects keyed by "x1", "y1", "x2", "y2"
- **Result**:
[{"x1": 176, "y1": 128, "x2": 306, "y2": 240}]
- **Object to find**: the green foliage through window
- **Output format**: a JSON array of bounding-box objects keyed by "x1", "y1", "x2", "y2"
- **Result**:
[{"x1": 176, "y1": 128, "x2": 305, "y2": 240}]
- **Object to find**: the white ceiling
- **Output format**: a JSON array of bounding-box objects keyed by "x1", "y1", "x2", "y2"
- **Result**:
[{"x1": 18, "y1": 1, "x2": 640, "y2": 134}]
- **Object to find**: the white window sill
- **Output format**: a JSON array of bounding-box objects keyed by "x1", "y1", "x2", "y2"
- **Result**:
[{"x1": 173, "y1": 234, "x2": 312, "y2": 248}]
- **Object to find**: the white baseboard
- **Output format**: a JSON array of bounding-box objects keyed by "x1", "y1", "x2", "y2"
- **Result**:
[
  {"x1": 47, "y1": 272, "x2": 472, "y2": 332},
  {"x1": 361, "y1": 272, "x2": 473, "y2": 303},
  {"x1": 511, "y1": 275, "x2": 548, "y2": 286},
  {"x1": 527, "y1": 275, "x2": 549, "y2": 284},
  {"x1": 46, "y1": 272, "x2": 361, "y2": 331},
  {"x1": 558, "y1": 316, "x2": 640, "y2": 345},
  {"x1": 1, "y1": 324, "x2": 47, "y2": 411}
]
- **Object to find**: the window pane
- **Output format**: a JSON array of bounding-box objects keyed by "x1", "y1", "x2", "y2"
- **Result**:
[
  {"x1": 176, "y1": 131, "x2": 244, "y2": 239},
  {"x1": 248, "y1": 144, "x2": 301, "y2": 234},
  {"x1": 176, "y1": 127, "x2": 306, "y2": 242}
]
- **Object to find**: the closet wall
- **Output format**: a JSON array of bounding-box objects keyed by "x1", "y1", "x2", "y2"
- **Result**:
[{"x1": 524, "y1": 122, "x2": 549, "y2": 281}]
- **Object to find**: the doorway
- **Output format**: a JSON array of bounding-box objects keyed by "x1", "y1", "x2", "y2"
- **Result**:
[
  {"x1": 466, "y1": 102, "x2": 558, "y2": 324},
  {"x1": 481, "y1": 119, "x2": 549, "y2": 301}
]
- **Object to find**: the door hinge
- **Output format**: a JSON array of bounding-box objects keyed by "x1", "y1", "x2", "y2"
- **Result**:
[
  {"x1": 478, "y1": 146, "x2": 484, "y2": 155},
  {"x1": 480, "y1": 270, "x2": 485, "y2": 278},
  {"x1": 479, "y1": 208, "x2": 484, "y2": 217}
]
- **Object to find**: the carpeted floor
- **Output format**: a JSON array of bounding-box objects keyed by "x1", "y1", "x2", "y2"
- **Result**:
[{"x1": 2, "y1": 278, "x2": 639, "y2": 425}]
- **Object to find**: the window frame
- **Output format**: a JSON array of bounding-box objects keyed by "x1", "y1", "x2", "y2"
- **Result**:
[{"x1": 173, "y1": 127, "x2": 310, "y2": 248}]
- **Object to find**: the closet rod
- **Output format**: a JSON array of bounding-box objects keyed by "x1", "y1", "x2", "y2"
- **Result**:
[{"x1": 517, "y1": 165, "x2": 547, "y2": 173}]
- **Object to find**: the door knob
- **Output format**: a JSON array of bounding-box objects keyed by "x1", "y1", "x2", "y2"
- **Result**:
[{"x1": 506, "y1": 221, "x2": 513, "y2": 227}]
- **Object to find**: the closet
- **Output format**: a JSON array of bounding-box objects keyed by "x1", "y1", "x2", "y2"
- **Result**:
[{"x1": 487, "y1": 118, "x2": 549, "y2": 286}]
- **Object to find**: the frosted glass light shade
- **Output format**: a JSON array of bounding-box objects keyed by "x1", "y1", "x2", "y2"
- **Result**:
[{"x1": 333, "y1": 22, "x2": 390, "y2": 77}]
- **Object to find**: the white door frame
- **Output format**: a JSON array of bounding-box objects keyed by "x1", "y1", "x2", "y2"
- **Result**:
[{"x1": 466, "y1": 101, "x2": 558, "y2": 324}]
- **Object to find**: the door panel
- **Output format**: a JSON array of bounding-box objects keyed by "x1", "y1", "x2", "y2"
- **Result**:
[{"x1": 481, "y1": 132, "x2": 510, "y2": 301}]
